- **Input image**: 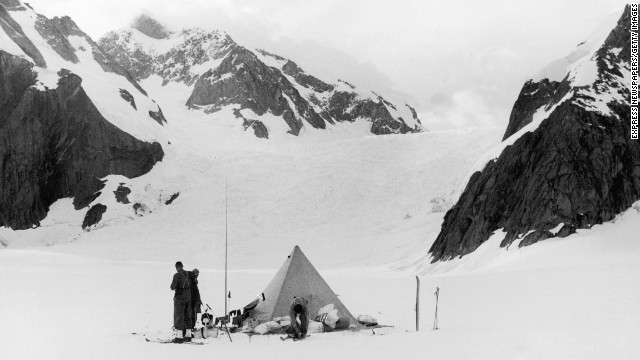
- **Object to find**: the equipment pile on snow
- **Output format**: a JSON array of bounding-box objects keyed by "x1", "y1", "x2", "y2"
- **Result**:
[{"x1": 239, "y1": 246, "x2": 361, "y2": 335}]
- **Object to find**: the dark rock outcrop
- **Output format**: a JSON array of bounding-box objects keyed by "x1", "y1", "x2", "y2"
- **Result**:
[
  {"x1": 119, "y1": 89, "x2": 136, "y2": 109},
  {"x1": 186, "y1": 46, "x2": 327, "y2": 135},
  {"x1": 133, "y1": 202, "x2": 150, "y2": 216},
  {"x1": 0, "y1": 50, "x2": 164, "y2": 230},
  {"x1": 327, "y1": 91, "x2": 417, "y2": 134},
  {"x1": 113, "y1": 184, "x2": 131, "y2": 204},
  {"x1": 148, "y1": 104, "x2": 167, "y2": 125},
  {"x1": 164, "y1": 192, "x2": 179, "y2": 205},
  {"x1": 502, "y1": 78, "x2": 572, "y2": 140},
  {"x1": 429, "y1": 7, "x2": 639, "y2": 262},
  {"x1": 233, "y1": 108, "x2": 269, "y2": 138},
  {"x1": 556, "y1": 224, "x2": 577, "y2": 238},
  {"x1": 282, "y1": 60, "x2": 334, "y2": 93},
  {"x1": 244, "y1": 119, "x2": 269, "y2": 139},
  {"x1": 34, "y1": 13, "x2": 79, "y2": 64},
  {"x1": 82, "y1": 203, "x2": 107, "y2": 229},
  {"x1": 518, "y1": 230, "x2": 554, "y2": 248}
]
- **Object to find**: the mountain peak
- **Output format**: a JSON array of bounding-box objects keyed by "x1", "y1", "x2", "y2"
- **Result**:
[
  {"x1": 429, "y1": 6, "x2": 637, "y2": 262},
  {"x1": 131, "y1": 14, "x2": 170, "y2": 39}
]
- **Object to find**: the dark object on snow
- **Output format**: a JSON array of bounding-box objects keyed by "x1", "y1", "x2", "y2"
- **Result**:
[
  {"x1": 201, "y1": 313, "x2": 213, "y2": 326},
  {"x1": 148, "y1": 106, "x2": 167, "y2": 125},
  {"x1": 165, "y1": 192, "x2": 180, "y2": 205},
  {"x1": 188, "y1": 269, "x2": 202, "y2": 327},
  {"x1": 119, "y1": 88, "x2": 136, "y2": 109},
  {"x1": 145, "y1": 337, "x2": 203, "y2": 345},
  {"x1": 171, "y1": 263, "x2": 192, "y2": 331},
  {"x1": 334, "y1": 317, "x2": 350, "y2": 330},
  {"x1": 288, "y1": 296, "x2": 309, "y2": 339},
  {"x1": 113, "y1": 184, "x2": 131, "y2": 204},
  {"x1": 82, "y1": 203, "x2": 107, "y2": 229}
]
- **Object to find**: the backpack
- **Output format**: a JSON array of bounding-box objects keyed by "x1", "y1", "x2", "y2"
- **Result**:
[{"x1": 175, "y1": 270, "x2": 190, "y2": 295}]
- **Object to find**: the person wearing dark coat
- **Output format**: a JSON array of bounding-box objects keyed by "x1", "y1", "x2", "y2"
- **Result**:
[
  {"x1": 170, "y1": 261, "x2": 192, "y2": 343},
  {"x1": 187, "y1": 268, "x2": 202, "y2": 330},
  {"x1": 288, "y1": 296, "x2": 309, "y2": 339}
]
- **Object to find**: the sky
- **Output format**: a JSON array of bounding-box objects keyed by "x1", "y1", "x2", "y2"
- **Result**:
[{"x1": 27, "y1": 0, "x2": 629, "y2": 131}]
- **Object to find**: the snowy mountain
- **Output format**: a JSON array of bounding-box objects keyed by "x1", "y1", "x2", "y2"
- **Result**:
[
  {"x1": 0, "y1": 0, "x2": 165, "y2": 230},
  {"x1": 1, "y1": 4, "x2": 639, "y2": 359},
  {"x1": 429, "y1": 6, "x2": 638, "y2": 262},
  {"x1": 0, "y1": 1, "x2": 423, "y2": 235},
  {"x1": 98, "y1": 15, "x2": 422, "y2": 138}
]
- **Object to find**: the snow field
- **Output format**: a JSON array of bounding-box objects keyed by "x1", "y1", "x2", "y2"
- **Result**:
[{"x1": 1, "y1": 203, "x2": 639, "y2": 360}]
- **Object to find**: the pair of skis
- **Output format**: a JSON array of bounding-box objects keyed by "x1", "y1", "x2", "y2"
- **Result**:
[
  {"x1": 145, "y1": 337, "x2": 205, "y2": 345},
  {"x1": 147, "y1": 335, "x2": 307, "y2": 343}
]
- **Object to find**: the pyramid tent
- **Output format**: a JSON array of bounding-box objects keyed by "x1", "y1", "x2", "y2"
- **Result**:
[{"x1": 246, "y1": 245, "x2": 359, "y2": 327}]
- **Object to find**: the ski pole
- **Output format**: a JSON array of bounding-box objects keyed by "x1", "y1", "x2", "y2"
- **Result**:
[{"x1": 433, "y1": 287, "x2": 439, "y2": 330}]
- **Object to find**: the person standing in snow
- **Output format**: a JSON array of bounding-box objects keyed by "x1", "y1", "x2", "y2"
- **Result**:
[
  {"x1": 170, "y1": 261, "x2": 192, "y2": 343},
  {"x1": 187, "y1": 268, "x2": 202, "y2": 331},
  {"x1": 288, "y1": 296, "x2": 309, "y2": 339}
]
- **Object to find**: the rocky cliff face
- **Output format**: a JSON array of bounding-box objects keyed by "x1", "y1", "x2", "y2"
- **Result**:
[
  {"x1": 0, "y1": 2, "x2": 165, "y2": 230},
  {"x1": 99, "y1": 17, "x2": 422, "y2": 138},
  {"x1": 429, "y1": 6, "x2": 639, "y2": 262}
]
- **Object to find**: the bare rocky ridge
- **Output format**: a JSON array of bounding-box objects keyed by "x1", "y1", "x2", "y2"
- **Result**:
[
  {"x1": 99, "y1": 18, "x2": 422, "y2": 137},
  {"x1": 0, "y1": 3, "x2": 165, "y2": 230},
  {"x1": 0, "y1": 51, "x2": 164, "y2": 229},
  {"x1": 429, "y1": 6, "x2": 639, "y2": 262}
]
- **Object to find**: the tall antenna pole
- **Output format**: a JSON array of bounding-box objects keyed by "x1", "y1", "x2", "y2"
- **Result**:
[
  {"x1": 224, "y1": 179, "x2": 228, "y2": 318},
  {"x1": 416, "y1": 276, "x2": 420, "y2": 331}
]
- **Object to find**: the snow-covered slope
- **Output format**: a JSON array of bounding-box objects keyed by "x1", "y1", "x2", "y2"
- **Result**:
[
  {"x1": 0, "y1": 2, "x2": 166, "y2": 142},
  {"x1": 0, "y1": 2, "x2": 420, "y2": 233},
  {"x1": 1, "y1": 149, "x2": 639, "y2": 360},
  {"x1": 98, "y1": 15, "x2": 422, "y2": 138},
  {"x1": 0, "y1": 0, "x2": 166, "y2": 230},
  {"x1": 0, "y1": 123, "x2": 503, "y2": 267},
  {"x1": 429, "y1": 6, "x2": 638, "y2": 262}
]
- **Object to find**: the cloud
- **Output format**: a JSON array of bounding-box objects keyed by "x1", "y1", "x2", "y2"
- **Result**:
[{"x1": 420, "y1": 90, "x2": 507, "y2": 131}]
